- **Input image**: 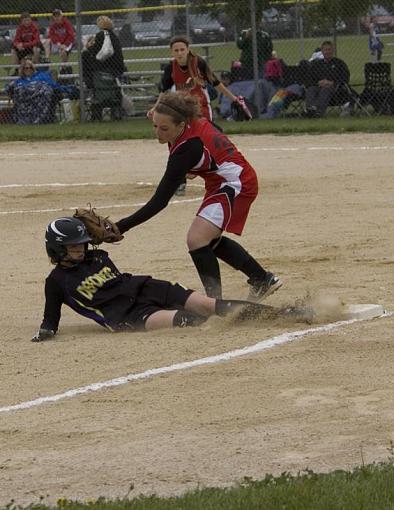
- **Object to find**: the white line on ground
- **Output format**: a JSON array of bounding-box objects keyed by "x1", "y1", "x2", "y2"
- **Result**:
[
  {"x1": 0, "y1": 182, "x2": 119, "y2": 189},
  {"x1": 0, "y1": 197, "x2": 202, "y2": 216},
  {"x1": 0, "y1": 146, "x2": 392, "y2": 159},
  {"x1": 0, "y1": 181, "x2": 205, "y2": 190},
  {"x1": 0, "y1": 311, "x2": 390, "y2": 414},
  {"x1": 249, "y1": 146, "x2": 394, "y2": 152},
  {"x1": 0, "y1": 151, "x2": 120, "y2": 158}
]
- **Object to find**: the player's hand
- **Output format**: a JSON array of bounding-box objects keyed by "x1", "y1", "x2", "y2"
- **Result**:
[
  {"x1": 31, "y1": 328, "x2": 55, "y2": 342},
  {"x1": 146, "y1": 108, "x2": 154, "y2": 119}
]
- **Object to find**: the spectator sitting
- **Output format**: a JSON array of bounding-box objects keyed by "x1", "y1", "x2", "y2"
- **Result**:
[
  {"x1": 43, "y1": 9, "x2": 75, "y2": 65},
  {"x1": 237, "y1": 25, "x2": 273, "y2": 80},
  {"x1": 261, "y1": 56, "x2": 307, "y2": 120},
  {"x1": 6, "y1": 59, "x2": 69, "y2": 124},
  {"x1": 263, "y1": 50, "x2": 285, "y2": 86},
  {"x1": 304, "y1": 40, "x2": 350, "y2": 118},
  {"x1": 11, "y1": 12, "x2": 43, "y2": 68}
]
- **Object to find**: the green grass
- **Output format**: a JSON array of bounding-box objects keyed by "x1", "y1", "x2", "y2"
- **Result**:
[
  {"x1": 2, "y1": 461, "x2": 394, "y2": 510},
  {"x1": 1, "y1": 33, "x2": 393, "y2": 85},
  {"x1": 0, "y1": 114, "x2": 393, "y2": 143}
]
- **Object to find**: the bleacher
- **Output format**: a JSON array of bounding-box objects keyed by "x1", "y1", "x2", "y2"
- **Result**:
[{"x1": 0, "y1": 43, "x2": 216, "y2": 121}]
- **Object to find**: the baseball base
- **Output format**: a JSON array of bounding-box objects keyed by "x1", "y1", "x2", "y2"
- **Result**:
[{"x1": 343, "y1": 304, "x2": 385, "y2": 320}]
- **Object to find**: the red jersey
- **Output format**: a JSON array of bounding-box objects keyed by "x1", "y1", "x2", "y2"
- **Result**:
[
  {"x1": 170, "y1": 118, "x2": 258, "y2": 198},
  {"x1": 13, "y1": 22, "x2": 41, "y2": 49},
  {"x1": 171, "y1": 58, "x2": 212, "y2": 120},
  {"x1": 48, "y1": 18, "x2": 75, "y2": 47}
]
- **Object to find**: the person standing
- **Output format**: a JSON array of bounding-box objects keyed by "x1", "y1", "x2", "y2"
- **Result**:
[
  {"x1": 237, "y1": 25, "x2": 273, "y2": 80},
  {"x1": 88, "y1": 16, "x2": 126, "y2": 79},
  {"x1": 117, "y1": 91, "x2": 282, "y2": 301},
  {"x1": 368, "y1": 17, "x2": 383, "y2": 63},
  {"x1": 147, "y1": 35, "x2": 240, "y2": 195},
  {"x1": 82, "y1": 16, "x2": 126, "y2": 121}
]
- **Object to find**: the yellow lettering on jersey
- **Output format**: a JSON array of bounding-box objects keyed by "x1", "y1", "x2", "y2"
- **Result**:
[{"x1": 77, "y1": 266, "x2": 117, "y2": 300}]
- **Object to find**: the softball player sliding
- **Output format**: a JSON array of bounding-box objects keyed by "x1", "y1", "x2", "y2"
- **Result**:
[
  {"x1": 32, "y1": 217, "x2": 268, "y2": 341},
  {"x1": 117, "y1": 91, "x2": 282, "y2": 301}
]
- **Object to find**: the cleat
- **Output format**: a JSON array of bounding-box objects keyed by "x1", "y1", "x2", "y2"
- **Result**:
[{"x1": 247, "y1": 272, "x2": 283, "y2": 302}]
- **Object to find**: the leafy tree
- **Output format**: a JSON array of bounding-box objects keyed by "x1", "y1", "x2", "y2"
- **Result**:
[
  {"x1": 1, "y1": 0, "x2": 126, "y2": 17},
  {"x1": 305, "y1": 0, "x2": 372, "y2": 30},
  {"x1": 190, "y1": 0, "x2": 271, "y2": 30}
]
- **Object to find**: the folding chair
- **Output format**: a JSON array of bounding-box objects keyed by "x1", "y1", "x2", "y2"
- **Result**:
[
  {"x1": 359, "y1": 62, "x2": 394, "y2": 115},
  {"x1": 280, "y1": 63, "x2": 307, "y2": 117},
  {"x1": 91, "y1": 71, "x2": 122, "y2": 121},
  {"x1": 327, "y1": 83, "x2": 368, "y2": 117}
]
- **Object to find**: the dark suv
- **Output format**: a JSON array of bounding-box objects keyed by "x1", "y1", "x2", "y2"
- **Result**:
[
  {"x1": 0, "y1": 28, "x2": 13, "y2": 54},
  {"x1": 174, "y1": 14, "x2": 226, "y2": 43},
  {"x1": 132, "y1": 21, "x2": 172, "y2": 47}
]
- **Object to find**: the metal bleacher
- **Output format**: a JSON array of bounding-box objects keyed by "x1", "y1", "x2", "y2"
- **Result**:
[{"x1": 0, "y1": 43, "x2": 217, "y2": 120}]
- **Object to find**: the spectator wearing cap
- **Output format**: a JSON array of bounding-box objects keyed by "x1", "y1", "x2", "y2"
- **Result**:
[
  {"x1": 43, "y1": 9, "x2": 75, "y2": 63},
  {"x1": 11, "y1": 12, "x2": 43, "y2": 66}
]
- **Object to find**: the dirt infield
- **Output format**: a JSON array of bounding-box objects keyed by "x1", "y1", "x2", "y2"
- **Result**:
[{"x1": 0, "y1": 134, "x2": 393, "y2": 505}]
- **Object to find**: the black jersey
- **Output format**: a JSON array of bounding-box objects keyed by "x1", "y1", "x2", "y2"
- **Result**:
[{"x1": 40, "y1": 249, "x2": 150, "y2": 332}]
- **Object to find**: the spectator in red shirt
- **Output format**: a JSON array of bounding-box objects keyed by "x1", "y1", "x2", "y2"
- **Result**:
[
  {"x1": 43, "y1": 9, "x2": 75, "y2": 63},
  {"x1": 11, "y1": 12, "x2": 43, "y2": 66}
]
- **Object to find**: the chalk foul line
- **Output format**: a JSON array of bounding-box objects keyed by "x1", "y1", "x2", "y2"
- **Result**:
[
  {"x1": 0, "y1": 197, "x2": 202, "y2": 216},
  {"x1": 0, "y1": 311, "x2": 391, "y2": 414}
]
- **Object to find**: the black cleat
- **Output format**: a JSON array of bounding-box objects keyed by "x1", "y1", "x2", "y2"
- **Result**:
[{"x1": 247, "y1": 272, "x2": 283, "y2": 302}]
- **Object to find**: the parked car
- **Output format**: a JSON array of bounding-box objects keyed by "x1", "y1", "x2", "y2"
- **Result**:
[
  {"x1": 0, "y1": 28, "x2": 13, "y2": 54},
  {"x1": 132, "y1": 21, "x2": 172, "y2": 47},
  {"x1": 80, "y1": 24, "x2": 100, "y2": 47},
  {"x1": 174, "y1": 13, "x2": 226, "y2": 43},
  {"x1": 361, "y1": 4, "x2": 394, "y2": 33},
  {"x1": 116, "y1": 23, "x2": 134, "y2": 48},
  {"x1": 261, "y1": 7, "x2": 295, "y2": 38}
]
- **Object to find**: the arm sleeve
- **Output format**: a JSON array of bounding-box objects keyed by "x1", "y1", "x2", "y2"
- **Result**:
[
  {"x1": 117, "y1": 138, "x2": 204, "y2": 234},
  {"x1": 64, "y1": 19, "x2": 75, "y2": 46},
  {"x1": 30, "y1": 25, "x2": 41, "y2": 47},
  {"x1": 338, "y1": 61, "x2": 350, "y2": 84},
  {"x1": 158, "y1": 63, "x2": 173, "y2": 92},
  {"x1": 90, "y1": 31, "x2": 104, "y2": 58},
  {"x1": 13, "y1": 27, "x2": 22, "y2": 46},
  {"x1": 48, "y1": 24, "x2": 56, "y2": 43},
  {"x1": 237, "y1": 33, "x2": 246, "y2": 50},
  {"x1": 40, "y1": 275, "x2": 64, "y2": 333}
]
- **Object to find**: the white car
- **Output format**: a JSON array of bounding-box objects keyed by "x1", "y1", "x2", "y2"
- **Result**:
[{"x1": 80, "y1": 24, "x2": 100, "y2": 47}]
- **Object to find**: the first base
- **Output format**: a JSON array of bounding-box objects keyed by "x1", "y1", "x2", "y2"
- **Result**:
[{"x1": 344, "y1": 304, "x2": 384, "y2": 320}]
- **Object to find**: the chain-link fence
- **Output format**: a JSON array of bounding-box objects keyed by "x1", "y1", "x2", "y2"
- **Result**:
[{"x1": 0, "y1": 0, "x2": 393, "y2": 124}]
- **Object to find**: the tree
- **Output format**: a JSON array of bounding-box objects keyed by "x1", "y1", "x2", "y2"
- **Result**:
[
  {"x1": 191, "y1": 0, "x2": 271, "y2": 30},
  {"x1": 1, "y1": 0, "x2": 126, "y2": 17},
  {"x1": 306, "y1": 0, "x2": 373, "y2": 31}
]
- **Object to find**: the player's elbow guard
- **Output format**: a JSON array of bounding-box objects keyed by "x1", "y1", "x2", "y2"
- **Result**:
[{"x1": 31, "y1": 328, "x2": 55, "y2": 342}]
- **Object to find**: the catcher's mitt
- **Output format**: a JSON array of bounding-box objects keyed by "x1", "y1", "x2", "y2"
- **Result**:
[
  {"x1": 73, "y1": 205, "x2": 124, "y2": 245},
  {"x1": 231, "y1": 96, "x2": 253, "y2": 121}
]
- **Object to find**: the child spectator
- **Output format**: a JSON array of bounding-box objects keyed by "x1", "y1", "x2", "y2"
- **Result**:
[
  {"x1": 43, "y1": 9, "x2": 75, "y2": 64},
  {"x1": 11, "y1": 12, "x2": 43, "y2": 67}
]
